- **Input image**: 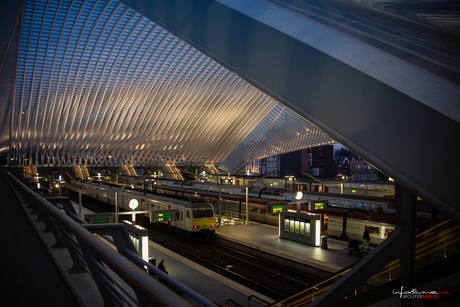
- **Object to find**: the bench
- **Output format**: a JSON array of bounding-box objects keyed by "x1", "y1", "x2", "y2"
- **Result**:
[{"x1": 345, "y1": 248, "x2": 369, "y2": 257}]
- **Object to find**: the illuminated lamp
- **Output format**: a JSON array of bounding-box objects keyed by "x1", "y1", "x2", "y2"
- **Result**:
[
  {"x1": 295, "y1": 191, "x2": 303, "y2": 200},
  {"x1": 129, "y1": 199, "x2": 139, "y2": 210}
]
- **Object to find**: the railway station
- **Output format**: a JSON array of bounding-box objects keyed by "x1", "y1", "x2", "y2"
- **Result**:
[{"x1": 1, "y1": 0, "x2": 460, "y2": 306}]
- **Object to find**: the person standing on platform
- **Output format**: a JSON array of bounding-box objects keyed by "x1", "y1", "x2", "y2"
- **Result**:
[
  {"x1": 158, "y1": 259, "x2": 168, "y2": 274},
  {"x1": 157, "y1": 259, "x2": 169, "y2": 284},
  {"x1": 362, "y1": 228, "x2": 370, "y2": 251}
]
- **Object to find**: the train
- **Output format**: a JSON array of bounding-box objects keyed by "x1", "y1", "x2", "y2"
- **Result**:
[
  {"x1": 150, "y1": 178, "x2": 395, "y2": 213},
  {"x1": 146, "y1": 179, "x2": 436, "y2": 245},
  {"x1": 106, "y1": 174, "x2": 395, "y2": 197},
  {"x1": 67, "y1": 179, "x2": 217, "y2": 240},
  {"x1": 70, "y1": 177, "x2": 436, "y2": 246}
]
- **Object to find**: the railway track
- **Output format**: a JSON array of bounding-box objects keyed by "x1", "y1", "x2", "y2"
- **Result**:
[
  {"x1": 137, "y1": 220, "x2": 318, "y2": 301},
  {"x1": 68, "y1": 191, "x2": 320, "y2": 301},
  {"x1": 145, "y1": 228, "x2": 288, "y2": 301}
]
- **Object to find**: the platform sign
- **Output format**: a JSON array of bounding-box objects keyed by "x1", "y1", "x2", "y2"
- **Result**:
[
  {"x1": 158, "y1": 213, "x2": 172, "y2": 221},
  {"x1": 314, "y1": 203, "x2": 324, "y2": 210},
  {"x1": 273, "y1": 206, "x2": 283, "y2": 213}
]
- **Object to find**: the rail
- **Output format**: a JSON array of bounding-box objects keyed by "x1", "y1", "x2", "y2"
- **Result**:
[
  {"x1": 4, "y1": 169, "x2": 218, "y2": 307},
  {"x1": 270, "y1": 217, "x2": 459, "y2": 306}
]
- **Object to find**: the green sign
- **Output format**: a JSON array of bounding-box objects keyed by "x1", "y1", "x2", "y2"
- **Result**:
[
  {"x1": 93, "y1": 217, "x2": 108, "y2": 224},
  {"x1": 314, "y1": 203, "x2": 324, "y2": 210},
  {"x1": 273, "y1": 206, "x2": 283, "y2": 213},
  {"x1": 158, "y1": 213, "x2": 172, "y2": 221}
]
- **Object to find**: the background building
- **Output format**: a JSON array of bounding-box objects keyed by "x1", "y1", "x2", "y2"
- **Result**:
[{"x1": 243, "y1": 145, "x2": 388, "y2": 182}]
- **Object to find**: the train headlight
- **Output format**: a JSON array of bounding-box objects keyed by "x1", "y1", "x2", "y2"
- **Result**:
[
  {"x1": 55, "y1": 184, "x2": 59, "y2": 188},
  {"x1": 295, "y1": 191, "x2": 303, "y2": 200}
]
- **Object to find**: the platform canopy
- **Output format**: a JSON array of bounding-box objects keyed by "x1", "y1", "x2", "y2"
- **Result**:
[{"x1": 0, "y1": 0, "x2": 335, "y2": 171}]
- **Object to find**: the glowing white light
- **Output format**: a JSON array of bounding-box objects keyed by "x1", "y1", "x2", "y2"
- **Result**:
[
  {"x1": 129, "y1": 199, "x2": 139, "y2": 210},
  {"x1": 316, "y1": 221, "x2": 321, "y2": 246},
  {"x1": 295, "y1": 191, "x2": 303, "y2": 200},
  {"x1": 279, "y1": 215, "x2": 281, "y2": 238},
  {"x1": 142, "y1": 236, "x2": 149, "y2": 261}
]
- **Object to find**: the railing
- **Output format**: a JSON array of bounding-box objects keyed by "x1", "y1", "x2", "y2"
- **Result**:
[
  {"x1": 271, "y1": 217, "x2": 460, "y2": 306},
  {"x1": 5, "y1": 169, "x2": 218, "y2": 307},
  {"x1": 340, "y1": 220, "x2": 460, "y2": 302}
]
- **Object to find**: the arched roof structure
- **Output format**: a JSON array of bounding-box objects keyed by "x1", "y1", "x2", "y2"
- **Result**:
[
  {"x1": 1, "y1": 0, "x2": 460, "y2": 220},
  {"x1": 0, "y1": 0, "x2": 334, "y2": 171}
]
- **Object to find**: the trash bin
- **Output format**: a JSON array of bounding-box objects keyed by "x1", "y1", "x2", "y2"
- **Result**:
[
  {"x1": 321, "y1": 235, "x2": 328, "y2": 249},
  {"x1": 148, "y1": 257, "x2": 156, "y2": 275}
]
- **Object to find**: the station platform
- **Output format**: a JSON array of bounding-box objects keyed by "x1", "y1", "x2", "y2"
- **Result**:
[
  {"x1": 147, "y1": 240, "x2": 275, "y2": 306},
  {"x1": 70, "y1": 200, "x2": 275, "y2": 306},
  {"x1": 214, "y1": 222, "x2": 360, "y2": 273},
  {"x1": 146, "y1": 221, "x2": 365, "y2": 306},
  {"x1": 148, "y1": 222, "x2": 365, "y2": 306}
]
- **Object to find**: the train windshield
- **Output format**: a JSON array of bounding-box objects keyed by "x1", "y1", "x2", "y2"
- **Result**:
[{"x1": 193, "y1": 209, "x2": 214, "y2": 218}]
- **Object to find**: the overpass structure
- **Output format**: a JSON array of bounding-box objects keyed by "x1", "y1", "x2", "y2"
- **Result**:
[{"x1": 0, "y1": 0, "x2": 459, "y2": 305}]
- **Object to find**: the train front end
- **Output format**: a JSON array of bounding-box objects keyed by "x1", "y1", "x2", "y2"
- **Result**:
[{"x1": 189, "y1": 201, "x2": 216, "y2": 240}]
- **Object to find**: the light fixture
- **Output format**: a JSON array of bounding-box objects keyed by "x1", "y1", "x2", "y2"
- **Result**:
[
  {"x1": 295, "y1": 191, "x2": 303, "y2": 200},
  {"x1": 129, "y1": 199, "x2": 139, "y2": 210}
]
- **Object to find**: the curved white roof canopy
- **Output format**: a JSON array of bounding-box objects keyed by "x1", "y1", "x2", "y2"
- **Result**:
[{"x1": 3, "y1": 0, "x2": 334, "y2": 170}]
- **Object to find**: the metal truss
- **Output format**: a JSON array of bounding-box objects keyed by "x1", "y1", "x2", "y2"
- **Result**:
[{"x1": 7, "y1": 0, "x2": 334, "y2": 170}]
